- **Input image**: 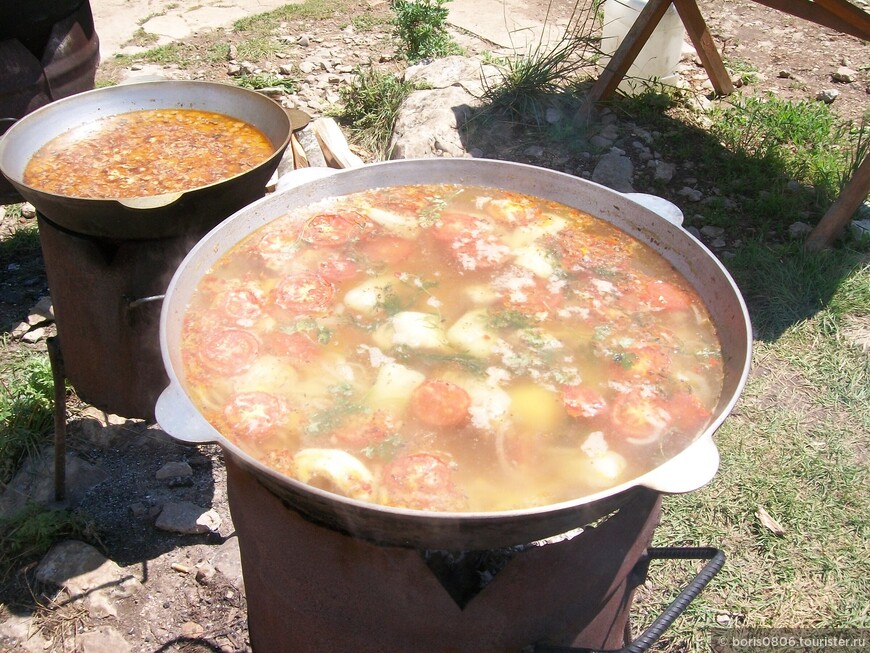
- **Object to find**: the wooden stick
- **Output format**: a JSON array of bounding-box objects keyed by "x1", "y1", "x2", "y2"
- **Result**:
[
  {"x1": 290, "y1": 133, "x2": 309, "y2": 169},
  {"x1": 749, "y1": 0, "x2": 870, "y2": 41},
  {"x1": 583, "y1": 0, "x2": 674, "y2": 105},
  {"x1": 805, "y1": 153, "x2": 870, "y2": 251},
  {"x1": 673, "y1": 0, "x2": 733, "y2": 96},
  {"x1": 312, "y1": 117, "x2": 365, "y2": 169}
]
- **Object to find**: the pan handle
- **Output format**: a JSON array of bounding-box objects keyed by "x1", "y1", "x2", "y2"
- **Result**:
[
  {"x1": 621, "y1": 193, "x2": 684, "y2": 227},
  {"x1": 118, "y1": 191, "x2": 184, "y2": 209},
  {"x1": 638, "y1": 435, "x2": 719, "y2": 494},
  {"x1": 155, "y1": 382, "x2": 220, "y2": 444}
]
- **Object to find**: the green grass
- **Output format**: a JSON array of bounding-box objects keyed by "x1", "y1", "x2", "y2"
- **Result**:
[
  {"x1": 0, "y1": 504, "x2": 99, "y2": 580},
  {"x1": 235, "y1": 73, "x2": 297, "y2": 93},
  {"x1": 631, "y1": 247, "x2": 870, "y2": 650},
  {"x1": 391, "y1": 0, "x2": 461, "y2": 63},
  {"x1": 0, "y1": 350, "x2": 56, "y2": 486},
  {"x1": 331, "y1": 66, "x2": 416, "y2": 158},
  {"x1": 232, "y1": 0, "x2": 351, "y2": 31}
]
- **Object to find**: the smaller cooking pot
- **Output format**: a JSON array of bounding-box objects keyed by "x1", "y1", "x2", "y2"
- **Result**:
[{"x1": 0, "y1": 80, "x2": 291, "y2": 239}]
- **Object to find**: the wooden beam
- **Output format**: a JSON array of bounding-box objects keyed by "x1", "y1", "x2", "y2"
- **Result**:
[
  {"x1": 812, "y1": 0, "x2": 870, "y2": 40},
  {"x1": 673, "y1": 0, "x2": 733, "y2": 96},
  {"x1": 584, "y1": 0, "x2": 674, "y2": 104},
  {"x1": 805, "y1": 153, "x2": 870, "y2": 251},
  {"x1": 749, "y1": 0, "x2": 870, "y2": 41}
]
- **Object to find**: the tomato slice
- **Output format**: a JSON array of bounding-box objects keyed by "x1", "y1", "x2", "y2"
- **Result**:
[
  {"x1": 222, "y1": 391, "x2": 285, "y2": 442},
  {"x1": 218, "y1": 287, "x2": 264, "y2": 326},
  {"x1": 640, "y1": 279, "x2": 694, "y2": 311},
  {"x1": 610, "y1": 392, "x2": 672, "y2": 444},
  {"x1": 331, "y1": 410, "x2": 396, "y2": 448},
  {"x1": 301, "y1": 212, "x2": 370, "y2": 247},
  {"x1": 382, "y1": 452, "x2": 465, "y2": 511},
  {"x1": 264, "y1": 330, "x2": 320, "y2": 363},
  {"x1": 360, "y1": 235, "x2": 415, "y2": 266},
  {"x1": 609, "y1": 344, "x2": 671, "y2": 381},
  {"x1": 561, "y1": 384, "x2": 608, "y2": 419},
  {"x1": 273, "y1": 273, "x2": 335, "y2": 315},
  {"x1": 410, "y1": 380, "x2": 471, "y2": 428},
  {"x1": 317, "y1": 254, "x2": 360, "y2": 283},
  {"x1": 668, "y1": 391, "x2": 713, "y2": 433},
  {"x1": 501, "y1": 279, "x2": 564, "y2": 314},
  {"x1": 199, "y1": 328, "x2": 259, "y2": 375}
]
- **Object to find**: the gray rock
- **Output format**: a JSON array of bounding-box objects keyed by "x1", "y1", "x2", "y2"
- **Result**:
[
  {"x1": 299, "y1": 61, "x2": 316, "y2": 74},
  {"x1": 36, "y1": 540, "x2": 141, "y2": 619},
  {"x1": 816, "y1": 89, "x2": 840, "y2": 103},
  {"x1": 156, "y1": 461, "x2": 193, "y2": 480},
  {"x1": 651, "y1": 160, "x2": 675, "y2": 183},
  {"x1": 788, "y1": 221, "x2": 813, "y2": 238},
  {"x1": 404, "y1": 55, "x2": 486, "y2": 90},
  {"x1": 523, "y1": 145, "x2": 545, "y2": 158},
  {"x1": 21, "y1": 203, "x2": 36, "y2": 219},
  {"x1": 211, "y1": 536, "x2": 244, "y2": 589},
  {"x1": 545, "y1": 107, "x2": 562, "y2": 124},
  {"x1": 389, "y1": 86, "x2": 477, "y2": 159},
  {"x1": 589, "y1": 134, "x2": 613, "y2": 149},
  {"x1": 851, "y1": 219, "x2": 870, "y2": 243},
  {"x1": 78, "y1": 626, "x2": 132, "y2": 653},
  {"x1": 278, "y1": 63, "x2": 294, "y2": 75},
  {"x1": 777, "y1": 70, "x2": 791, "y2": 79},
  {"x1": 832, "y1": 66, "x2": 857, "y2": 83},
  {"x1": 155, "y1": 502, "x2": 222, "y2": 534},
  {"x1": 298, "y1": 35, "x2": 310, "y2": 47},
  {"x1": 711, "y1": 238, "x2": 727, "y2": 249},
  {"x1": 591, "y1": 152, "x2": 634, "y2": 193},
  {"x1": 677, "y1": 186, "x2": 703, "y2": 202},
  {"x1": 700, "y1": 225, "x2": 725, "y2": 238},
  {"x1": 73, "y1": 408, "x2": 135, "y2": 450},
  {"x1": 0, "y1": 613, "x2": 48, "y2": 652},
  {"x1": 0, "y1": 449, "x2": 108, "y2": 517}
]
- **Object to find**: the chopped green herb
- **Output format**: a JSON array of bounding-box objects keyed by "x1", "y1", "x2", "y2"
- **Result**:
[
  {"x1": 392, "y1": 345, "x2": 487, "y2": 375},
  {"x1": 612, "y1": 351, "x2": 639, "y2": 369},
  {"x1": 361, "y1": 433, "x2": 404, "y2": 459},
  {"x1": 487, "y1": 309, "x2": 533, "y2": 330}
]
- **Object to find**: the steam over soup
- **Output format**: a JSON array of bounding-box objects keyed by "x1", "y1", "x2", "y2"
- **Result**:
[
  {"x1": 23, "y1": 109, "x2": 274, "y2": 198},
  {"x1": 181, "y1": 185, "x2": 724, "y2": 512}
]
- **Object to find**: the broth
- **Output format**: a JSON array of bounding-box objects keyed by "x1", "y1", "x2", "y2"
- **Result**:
[
  {"x1": 23, "y1": 108, "x2": 274, "y2": 198},
  {"x1": 180, "y1": 184, "x2": 724, "y2": 512}
]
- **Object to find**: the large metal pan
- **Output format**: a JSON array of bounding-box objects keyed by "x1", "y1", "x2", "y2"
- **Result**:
[
  {"x1": 156, "y1": 158, "x2": 752, "y2": 550},
  {"x1": 0, "y1": 80, "x2": 291, "y2": 239}
]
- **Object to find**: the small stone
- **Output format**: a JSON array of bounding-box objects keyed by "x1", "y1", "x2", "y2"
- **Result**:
[
  {"x1": 155, "y1": 502, "x2": 222, "y2": 534},
  {"x1": 711, "y1": 238, "x2": 727, "y2": 249},
  {"x1": 21, "y1": 203, "x2": 36, "y2": 219},
  {"x1": 298, "y1": 35, "x2": 310, "y2": 47},
  {"x1": 21, "y1": 327, "x2": 48, "y2": 343},
  {"x1": 195, "y1": 562, "x2": 217, "y2": 584},
  {"x1": 700, "y1": 225, "x2": 725, "y2": 238},
  {"x1": 226, "y1": 63, "x2": 242, "y2": 76},
  {"x1": 788, "y1": 221, "x2": 813, "y2": 238},
  {"x1": 545, "y1": 107, "x2": 562, "y2": 124},
  {"x1": 832, "y1": 66, "x2": 857, "y2": 83},
  {"x1": 78, "y1": 626, "x2": 133, "y2": 653},
  {"x1": 652, "y1": 160, "x2": 675, "y2": 183},
  {"x1": 187, "y1": 453, "x2": 211, "y2": 468},
  {"x1": 523, "y1": 145, "x2": 545, "y2": 158},
  {"x1": 591, "y1": 152, "x2": 634, "y2": 193},
  {"x1": 228, "y1": 44, "x2": 238, "y2": 61},
  {"x1": 279, "y1": 63, "x2": 294, "y2": 75},
  {"x1": 816, "y1": 89, "x2": 840, "y2": 103},
  {"x1": 589, "y1": 134, "x2": 613, "y2": 149},
  {"x1": 299, "y1": 61, "x2": 316, "y2": 74},
  {"x1": 180, "y1": 622, "x2": 205, "y2": 638},
  {"x1": 677, "y1": 187, "x2": 703, "y2": 202},
  {"x1": 777, "y1": 70, "x2": 791, "y2": 79},
  {"x1": 240, "y1": 61, "x2": 258, "y2": 75}
]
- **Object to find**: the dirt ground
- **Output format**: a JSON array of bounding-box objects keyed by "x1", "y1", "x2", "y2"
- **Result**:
[{"x1": 0, "y1": 1, "x2": 868, "y2": 651}]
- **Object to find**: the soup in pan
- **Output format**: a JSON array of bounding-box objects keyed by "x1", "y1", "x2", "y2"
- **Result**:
[
  {"x1": 181, "y1": 184, "x2": 724, "y2": 512},
  {"x1": 23, "y1": 109, "x2": 274, "y2": 199}
]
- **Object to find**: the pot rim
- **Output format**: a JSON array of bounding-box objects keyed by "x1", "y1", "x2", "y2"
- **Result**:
[{"x1": 0, "y1": 79, "x2": 292, "y2": 204}]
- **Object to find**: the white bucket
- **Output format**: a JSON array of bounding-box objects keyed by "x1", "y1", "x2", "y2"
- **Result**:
[{"x1": 600, "y1": 0, "x2": 686, "y2": 95}]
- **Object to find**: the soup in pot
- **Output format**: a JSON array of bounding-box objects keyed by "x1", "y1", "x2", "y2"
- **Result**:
[
  {"x1": 23, "y1": 108, "x2": 274, "y2": 199},
  {"x1": 180, "y1": 184, "x2": 724, "y2": 512}
]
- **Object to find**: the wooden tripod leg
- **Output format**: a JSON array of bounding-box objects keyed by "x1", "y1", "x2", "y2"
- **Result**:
[
  {"x1": 47, "y1": 337, "x2": 66, "y2": 502},
  {"x1": 584, "y1": 0, "x2": 674, "y2": 105},
  {"x1": 805, "y1": 153, "x2": 870, "y2": 251},
  {"x1": 672, "y1": 0, "x2": 734, "y2": 96}
]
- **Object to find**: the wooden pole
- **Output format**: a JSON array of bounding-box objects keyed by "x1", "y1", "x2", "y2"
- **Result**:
[{"x1": 805, "y1": 153, "x2": 870, "y2": 251}]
